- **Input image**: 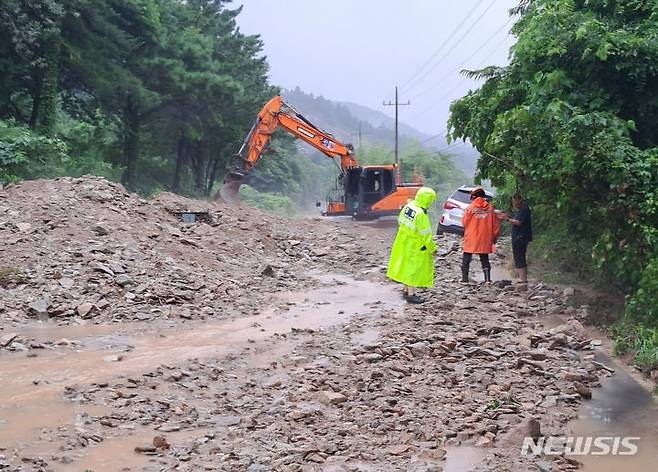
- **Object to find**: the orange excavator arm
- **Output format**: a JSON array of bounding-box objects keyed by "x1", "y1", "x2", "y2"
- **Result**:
[{"x1": 226, "y1": 96, "x2": 358, "y2": 180}]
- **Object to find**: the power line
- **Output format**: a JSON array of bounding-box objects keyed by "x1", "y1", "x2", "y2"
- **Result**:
[
  {"x1": 419, "y1": 134, "x2": 445, "y2": 144},
  {"x1": 404, "y1": 23, "x2": 514, "y2": 122},
  {"x1": 398, "y1": 0, "x2": 488, "y2": 95},
  {"x1": 408, "y1": 17, "x2": 513, "y2": 101},
  {"x1": 401, "y1": 0, "x2": 499, "y2": 97}
]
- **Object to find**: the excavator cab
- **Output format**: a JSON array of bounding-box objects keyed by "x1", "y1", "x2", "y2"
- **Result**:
[{"x1": 335, "y1": 166, "x2": 398, "y2": 218}]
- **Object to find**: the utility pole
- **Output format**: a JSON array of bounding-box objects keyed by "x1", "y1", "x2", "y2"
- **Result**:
[
  {"x1": 358, "y1": 121, "x2": 362, "y2": 147},
  {"x1": 383, "y1": 86, "x2": 410, "y2": 183}
]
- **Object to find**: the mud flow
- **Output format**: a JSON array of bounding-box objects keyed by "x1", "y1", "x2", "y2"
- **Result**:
[
  {"x1": 569, "y1": 352, "x2": 658, "y2": 471},
  {"x1": 0, "y1": 273, "x2": 402, "y2": 468}
]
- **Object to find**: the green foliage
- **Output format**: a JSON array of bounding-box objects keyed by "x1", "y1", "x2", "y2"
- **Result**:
[
  {"x1": 612, "y1": 323, "x2": 658, "y2": 370},
  {"x1": 0, "y1": 119, "x2": 69, "y2": 184},
  {"x1": 0, "y1": 0, "x2": 273, "y2": 196},
  {"x1": 448, "y1": 0, "x2": 658, "y2": 344},
  {"x1": 0, "y1": 266, "x2": 26, "y2": 288},
  {"x1": 239, "y1": 185, "x2": 297, "y2": 218}
]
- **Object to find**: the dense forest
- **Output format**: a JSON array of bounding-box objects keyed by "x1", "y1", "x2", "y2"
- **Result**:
[
  {"x1": 449, "y1": 0, "x2": 658, "y2": 367},
  {"x1": 0, "y1": 1, "x2": 467, "y2": 215},
  {"x1": 0, "y1": 0, "x2": 275, "y2": 196}
]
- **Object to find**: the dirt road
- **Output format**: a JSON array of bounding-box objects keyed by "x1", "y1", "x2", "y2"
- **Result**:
[{"x1": 0, "y1": 177, "x2": 651, "y2": 471}]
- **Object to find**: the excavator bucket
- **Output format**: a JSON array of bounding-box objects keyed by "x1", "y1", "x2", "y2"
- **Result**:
[
  {"x1": 217, "y1": 168, "x2": 246, "y2": 205},
  {"x1": 218, "y1": 178, "x2": 242, "y2": 205}
]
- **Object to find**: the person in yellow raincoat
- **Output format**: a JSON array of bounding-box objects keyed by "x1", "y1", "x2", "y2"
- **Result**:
[{"x1": 387, "y1": 187, "x2": 437, "y2": 304}]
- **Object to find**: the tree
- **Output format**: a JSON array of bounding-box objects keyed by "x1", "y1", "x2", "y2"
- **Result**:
[{"x1": 448, "y1": 0, "x2": 658, "y2": 329}]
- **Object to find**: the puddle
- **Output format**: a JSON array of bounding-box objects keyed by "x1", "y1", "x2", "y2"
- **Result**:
[
  {"x1": 541, "y1": 313, "x2": 658, "y2": 471},
  {"x1": 57, "y1": 427, "x2": 211, "y2": 472},
  {"x1": 350, "y1": 327, "x2": 380, "y2": 346},
  {"x1": 568, "y1": 352, "x2": 658, "y2": 471},
  {"x1": 0, "y1": 273, "x2": 402, "y2": 463},
  {"x1": 443, "y1": 445, "x2": 486, "y2": 472}
]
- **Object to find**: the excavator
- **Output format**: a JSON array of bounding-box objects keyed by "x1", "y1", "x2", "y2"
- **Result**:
[{"x1": 219, "y1": 96, "x2": 423, "y2": 219}]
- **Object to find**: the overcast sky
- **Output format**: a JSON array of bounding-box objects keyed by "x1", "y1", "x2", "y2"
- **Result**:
[{"x1": 236, "y1": 0, "x2": 518, "y2": 141}]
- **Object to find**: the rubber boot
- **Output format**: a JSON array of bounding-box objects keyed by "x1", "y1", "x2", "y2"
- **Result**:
[
  {"x1": 406, "y1": 294, "x2": 425, "y2": 304},
  {"x1": 483, "y1": 268, "x2": 491, "y2": 283},
  {"x1": 461, "y1": 265, "x2": 469, "y2": 283}
]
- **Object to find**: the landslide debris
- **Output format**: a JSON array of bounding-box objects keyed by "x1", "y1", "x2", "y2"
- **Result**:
[
  {"x1": 0, "y1": 177, "x2": 383, "y2": 326},
  {"x1": 0, "y1": 177, "x2": 618, "y2": 471},
  {"x1": 52, "y1": 240, "x2": 606, "y2": 472}
]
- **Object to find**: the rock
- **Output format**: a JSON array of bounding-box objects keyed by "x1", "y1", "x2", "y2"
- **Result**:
[
  {"x1": 549, "y1": 333, "x2": 568, "y2": 349},
  {"x1": 387, "y1": 444, "x2": 411, "y2": 455},
  {"x1": 574, "y1": 382, "x2": 592, "y2": 399},
  {"x1": 359, "y1": 353, "x2": 383, "y2": 363},
  {"x1": 158, "y1": 424, "x2": 181, "y2": 433},
  {"x1": 215, "y1": 415, "x2": 241, "y2": 426},
  {"x1": 29, "y1": 298, "x2": 49, "y2": 318},
  {"x1": 304, "y1": 452, "x2": 325, "y2": 463},
  {"x1": 527, "y1": 418, "x2": 541, "y2": 439},
  {"x1": 134, "y1": 445, "x2": 157, "y2": 454},
  {"x1": 16, "y1": 222, "x2": 32, "y2": 233},
  {"x1": 89, "y1": 261, "x2": 114, "y2": 276},
  {"x1": 408, "y1": 341, "x2": 431, "y2": 357},
  {"x1": 563, "y1": 287, "x2": 575, "y2": 297},
  {"x1": 96, "y1": 298, "x2": 110, "y2": 310},
  {"x1": 246, "y1": 464, "x2": 268, "y2": 472},
  {"x1": 103, "y1": 354, "x2": 124, "y2": 363},
  {"x1": 59, "y1": 278, "x2": 75, "y2": 289},
  {"x1": 260, "y1": 265, "x2": 275, "y2": 277},
  {"x1": 152, "y1": 435, "x2": 170, "y2": 450},
  {"x1": 76, "y1": 302, "x2": 94, "y2": 317},
  {"x1": 0, "y1": 333, "x2": 18, "y2": 348},
  {"x1": 528, "y1": 349, "x2": 548, "y2": 361},
  {"x1": 493, "y1": 279, "x2": 512, "y2": 288},
  {"x1": 115, "y1": 274, "x2": 133, "y2": 287},
  {"x1": 168, "y1": 371, "x2": 185, "y2": 382},
  {"x1": 319, "y1": 390, "x2": 347, "y2": 405},
  {"x1": 540, "y1": 395, "x2": 558, "y2": 408},
  {"x1": 536, "y1": 460, "x2": 552, "y2": 472},
  {"x1": 312, "y1": 247, "x2": 330, "y2": 257},
  {"x1": 92, "y1": 225, "x2": 109, "y2": 236},
  {"x1": 475, "y1": 432, "x2": 495, "y2": 447}
]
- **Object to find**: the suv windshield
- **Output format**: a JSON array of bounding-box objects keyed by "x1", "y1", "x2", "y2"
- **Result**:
[{"x1": 451, "y1": 190, "x2": 472, "y2": 204}]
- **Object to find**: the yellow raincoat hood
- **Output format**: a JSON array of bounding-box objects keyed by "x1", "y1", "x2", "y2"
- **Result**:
[{"x1": 414, "y1": 187, "x2": 437, "y2": 210}]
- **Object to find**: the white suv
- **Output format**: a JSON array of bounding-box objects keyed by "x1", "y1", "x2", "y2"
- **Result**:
[{"x1": 436, "y1": 186, "x2": 494, "y2": 236}]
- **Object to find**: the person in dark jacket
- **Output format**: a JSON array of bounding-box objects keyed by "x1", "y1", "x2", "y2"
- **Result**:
[{"x1": 505, "y1": 194, "x2": 532, "y2": 284}]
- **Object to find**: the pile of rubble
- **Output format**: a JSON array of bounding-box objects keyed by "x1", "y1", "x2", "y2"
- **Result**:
[
  {"x1": 53, "y1": 241, "x2": 608, "y2": 471},
  {"x1": 0, "y1": 177, "x2": 383, "y2": 327},
  {"x1": 0, "y1": 177, "x2": 619, "y2": 471}
]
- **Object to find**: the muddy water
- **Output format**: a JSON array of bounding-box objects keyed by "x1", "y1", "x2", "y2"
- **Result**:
[
  {"x1": 568, "y1": 352, "x2": 658, "y2": 471},
  {"x1": 0, "y1": 273, "x2": 402, "y2": 465},
  {"x1": 443, "y1": 446, "x2": 487, "y2": 472}
]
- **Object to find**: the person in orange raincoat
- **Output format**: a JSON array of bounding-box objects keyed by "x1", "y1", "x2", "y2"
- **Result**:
[{"x1": 461, "y1": 187, "x2": 500, "y2": 283}]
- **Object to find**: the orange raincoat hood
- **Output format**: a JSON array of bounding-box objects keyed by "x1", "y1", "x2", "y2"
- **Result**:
[{"x1": 471, "y1": 196, "x2": 492, "y2": 210}]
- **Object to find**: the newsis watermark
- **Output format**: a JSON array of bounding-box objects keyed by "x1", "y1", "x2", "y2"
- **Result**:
[{"x1": 521, "y1": 436, "x2": 640, "y2": 456}]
